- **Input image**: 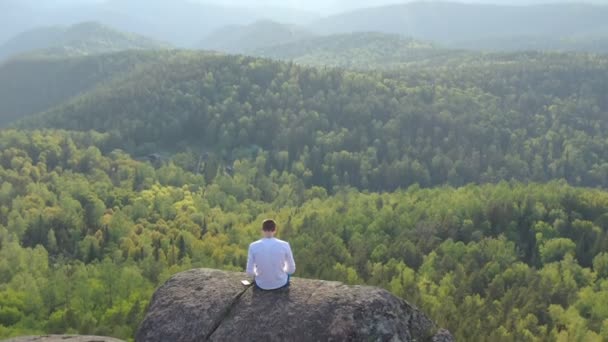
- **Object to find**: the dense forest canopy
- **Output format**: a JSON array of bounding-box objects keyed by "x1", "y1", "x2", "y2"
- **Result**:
[
  {"x1": 14, "y1": 51, "x2": 608, "y2": 191},
  {"x1": 1, "y1": 3, "x2": 608, "y2": 340},
  {"x1": 0, "y1": 129, "x2": 607, "y2": 341},
  {"x1": 0, "y1": 51, "x2": 176, "y2": 126}
]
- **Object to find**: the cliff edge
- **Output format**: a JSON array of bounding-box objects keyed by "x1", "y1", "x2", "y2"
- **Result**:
[{"x1": 136, "y1": 268, "x2": 453, "y2": 342}]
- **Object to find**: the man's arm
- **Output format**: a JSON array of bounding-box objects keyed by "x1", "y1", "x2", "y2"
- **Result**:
[
  {"x1": 284, "y1": 242, "x2": 296, "y2": 275},
  {"x1": 246, "y1": 246, "x2": 256, "y2": 277}
]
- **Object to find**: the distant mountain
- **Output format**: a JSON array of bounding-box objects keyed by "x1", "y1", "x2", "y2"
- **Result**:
[
  {"x1": 0, "y1": 22, "x2": 168, "y2": 61},
  {"x1": 99, "y1": 0, "x2": 319, "y2": 45},
  {"x1": 0, "y1": 0, "x2": 320, "y2": 48},
  {"x1": 0, "y1": 0, "x2": 100, "y2": 45},
  {"x1": 0, "y1": 51, "x2": 172, "y2": 126},
  {"x1": 311, "y1": 2, "x2": 608, "y2": 51},
  {"x1": 199, "y1": 20, "x2": 316, "y2": 53},
  {"x1": 251, "y1": 32, "x2": 467, "y2": 69}
]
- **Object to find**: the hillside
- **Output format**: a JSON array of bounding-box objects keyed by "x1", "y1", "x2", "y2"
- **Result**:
[
  {"x1": 0, "y1": 22, "x2": 168, "y2": 61},
  {"x1": 457, "y1": 35, "x2": 608, "y2": 53},
  {"x1": 15, "y1": 50, "x2": 608, "y2": 190},
  {"x1": 251, "y1": 32, "x2": 466, "y2": 69},
  {"x1": 0, "y1": 51, "x2": 175, "y2": 126},
  {"x1": 199, "y1": 20, "x2": 316, "y2": 54},
  {"x1": 0, "y1": 0, "x2": 319, "y2": 48},
  {"x1": 311, "y1": 2, "x2": 608, "y2": 51}
]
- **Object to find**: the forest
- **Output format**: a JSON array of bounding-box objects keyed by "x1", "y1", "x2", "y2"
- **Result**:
[
  {"x1": 15, "y1": 51, "x2": 608, "y2": 191},
  {"x1": 0, "y1": 129, "x2": 607, "y2": 341},
  {"x1": 0, "y1": 51, "x2": 174, "y2": 125},
  {"x1": 0, "y1": 14, "x2": 607, "y2": 341}
]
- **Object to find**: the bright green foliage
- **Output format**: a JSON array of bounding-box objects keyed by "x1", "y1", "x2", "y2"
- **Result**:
[{"x1": 0, "y1": 130, "x2": 607, "y2": 340}]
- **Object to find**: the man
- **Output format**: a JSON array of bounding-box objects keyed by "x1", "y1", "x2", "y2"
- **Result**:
[{"x1": 246, "y1": 219, "x2": 296, "y2": 290}]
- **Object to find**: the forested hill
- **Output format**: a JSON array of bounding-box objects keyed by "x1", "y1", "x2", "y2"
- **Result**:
[
  {"x1": 199, "y1": 20, "x2": 315, "y2": 54},
  {"x1": 0, "y1": 51, "x2": 174, "y2": 126},
  {"x1": 311, "y1": 2, "x2": 608, "y2": 52},
  {"x1": 0, "y1": 22, "x2": 168, "y2": 61},
  {"x1": 250, "y1": 32, "x2": 460, "y2": 69},
  {"x1": 15, "y1": 50, "x2": 608, "y2": 190}
]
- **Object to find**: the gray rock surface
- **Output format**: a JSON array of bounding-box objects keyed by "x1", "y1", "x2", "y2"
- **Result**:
[
  {"x1": 136, "y1": 268, "x2": 454, "y2": 342},
  {"x1": 2, "y1": 336, "x2": 124, "y2": 342}
]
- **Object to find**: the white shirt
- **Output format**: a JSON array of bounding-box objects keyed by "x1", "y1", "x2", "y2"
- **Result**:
[{"x1": 246, "y1": 237, "x2": 296, "y2": 290}]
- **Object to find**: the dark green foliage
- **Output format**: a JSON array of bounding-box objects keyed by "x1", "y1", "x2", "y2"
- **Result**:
[
  {"x1": 199, "y1": 20, "x2": 315, "y2": 54},
  {"x1": 16, "y1": 51, "x2": 608, "y2": 190},
  {"x1": 0, "y1": 51, "x2": 172, "y2": 125}
]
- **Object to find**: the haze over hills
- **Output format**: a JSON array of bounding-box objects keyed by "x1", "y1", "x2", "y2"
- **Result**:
[
  {"x1": 311, "y1": 2, "x2": 608, "y2": 50},
  {"x1": 0, "y1": 22, "x2": 168, "y2": 61},
  {"x1": 4, "y1": 1, "x2": 608, "y2": 52},
  {"x1": 250, "y1": 32, "x2": 463, "y2": 69},
  {"x1": 193, "y1": 1, "x2": 608, "y2": 54},
  {"x1": 0, "y1": 0, "x2": 319, "y2": 47},
  {"x1": 0, "y1": 51, "x2": 176, "y2": 126},
  {"x1": 199, "y1": 20, "x2": 316, "y2": 54}
]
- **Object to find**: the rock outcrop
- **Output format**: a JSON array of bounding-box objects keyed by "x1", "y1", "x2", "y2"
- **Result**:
[
  {"x1": 2, "y1": 336, "x2": 124, "y2": 342},
  {"x1": 136, "y1": 268, "x2": 453, "y2": 342}
]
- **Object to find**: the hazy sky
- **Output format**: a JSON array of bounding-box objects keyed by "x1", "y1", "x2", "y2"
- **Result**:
[
  {"x1": 199, "y1": 0, "x2": 409, "y2": 12},
  {"x1": 25, "y1": 0, "x2": 406, "y2": 13},
  {"x1": 19, "y1": 0, "x2": 608, "y2": 14},
  {"x1": 202, "y1": 0, "x2": 608, "y2": 11}
]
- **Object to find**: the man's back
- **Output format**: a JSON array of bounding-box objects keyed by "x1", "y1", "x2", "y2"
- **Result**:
[{"x1": 246, "y1": 237, "x2": 296, "y2": 290}]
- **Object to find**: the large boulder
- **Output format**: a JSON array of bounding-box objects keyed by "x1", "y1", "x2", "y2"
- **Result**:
[{"x1": 136, "y1": 268, "x2": 453, "y2": 342}]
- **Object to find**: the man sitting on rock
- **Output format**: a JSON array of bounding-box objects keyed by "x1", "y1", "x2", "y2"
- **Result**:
[{"x1": 246, "y1": 219, "x2": 296, "y2": 290}]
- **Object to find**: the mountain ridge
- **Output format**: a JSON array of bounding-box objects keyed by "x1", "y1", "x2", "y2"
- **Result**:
[
  {"x1": 250, "y1": 31, "x2": 460, "y2": 69},
  {"x1": 199, "y1": 20, "x2": 316, "y2": 53},
  {"x1": 0, "y1": 21, "x2": 168, "y2": 61},
  {"x1": 11, "y1": 50, "x2": 608, "y2": 189},
  {"x1": 310, "y1": 1, "x2": 608, "y2": 50}
]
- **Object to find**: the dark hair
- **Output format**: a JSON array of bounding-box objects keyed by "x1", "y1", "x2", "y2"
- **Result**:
[{"x1": 262, "y1": 219, "x2": 276, "y2": 232}]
